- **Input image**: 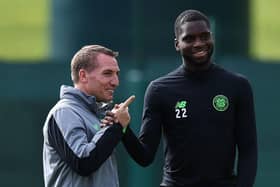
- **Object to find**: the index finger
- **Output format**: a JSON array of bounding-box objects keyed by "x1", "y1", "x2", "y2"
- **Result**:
[{"x1": 120, "y1": 95, "x2": 135, "y2": 108}]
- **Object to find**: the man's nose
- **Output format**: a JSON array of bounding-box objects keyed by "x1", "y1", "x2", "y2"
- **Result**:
[
  {"x1": 193, "y1": 37, "x2": 204, "y2": 47},
  {"x1": 111, "y1": 75, "x2": 119, "y2": 87}
]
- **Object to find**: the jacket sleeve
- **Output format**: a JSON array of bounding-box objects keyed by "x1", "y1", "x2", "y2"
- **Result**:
[
  {"x1": 235, "y1": 78, "x2": 258, "y2": 187},
  {"x1": 47, "y1": 108, "x2": 123, "y2": 176},
  {"x1": 122, "y1": 82, "x2": 162, "y2": 166}
]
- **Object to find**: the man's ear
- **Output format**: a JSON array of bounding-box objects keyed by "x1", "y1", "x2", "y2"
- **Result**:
[
  {"x1": 78, "y1": 69, "x2": 87, "y2": 83},
  {"x1": 174, "y1": 38, "x2": 180, "y2": 51}
]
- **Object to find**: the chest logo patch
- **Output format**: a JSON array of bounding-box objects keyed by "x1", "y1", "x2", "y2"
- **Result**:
[
  {"x1": 175, "y1": 100, "x2": 188, "y2": 118},
  {"x1": 92, "y1": 123, "x2": 100, "y2": 131},
  {"x1": 212, "y1": 95, "x2": 229, "y2": 111}
]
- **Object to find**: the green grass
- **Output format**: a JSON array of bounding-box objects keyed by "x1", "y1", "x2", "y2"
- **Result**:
[
  {"x1": 250, "y1": 0, "x2": 280, "y2": 61},
  {"x1": 0, "y1": 0, "x2": 49, "y2": 61}
]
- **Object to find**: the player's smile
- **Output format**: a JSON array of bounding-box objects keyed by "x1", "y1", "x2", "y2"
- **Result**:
[{"x1": 192, "y1": 47, "x2": 208, "y2": 59}]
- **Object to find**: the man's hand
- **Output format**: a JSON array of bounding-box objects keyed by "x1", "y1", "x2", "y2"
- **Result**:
[{"x1": 101, "y1": 95, "x2": 135, "y2": 128}]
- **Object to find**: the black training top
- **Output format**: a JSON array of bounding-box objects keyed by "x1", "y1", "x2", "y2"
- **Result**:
[{"x1": 122, "y1": 63, "x2": 257, "y2": 187}]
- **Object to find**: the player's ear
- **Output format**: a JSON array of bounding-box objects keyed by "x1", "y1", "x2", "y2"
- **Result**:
[{"x1": 174, "y1": 38, "x2": 180, "y2": 51}]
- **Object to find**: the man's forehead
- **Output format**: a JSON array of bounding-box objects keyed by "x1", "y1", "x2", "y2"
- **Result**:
[
  {"x1": 180, "y1": 20, "x2": 210, "y2": 34},
  {"x1": 95, "y1": 53, "x2": 118, "y2": 65},
  {"x1": 97, "y1": 61, "x2": 120, "y2": 72}
]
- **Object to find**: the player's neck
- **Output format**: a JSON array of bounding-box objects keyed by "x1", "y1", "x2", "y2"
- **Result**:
[{"x1": 183, "y1": 60, "x2": 212, "y2": 72}]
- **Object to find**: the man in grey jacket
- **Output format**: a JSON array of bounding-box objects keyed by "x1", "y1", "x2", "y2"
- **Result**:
[{"x1": 43, "y1": 45, "x2": 132, "y2": 187}]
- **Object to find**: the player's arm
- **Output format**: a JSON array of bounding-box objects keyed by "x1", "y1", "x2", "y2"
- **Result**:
[
  {"x1": 235, "y1": 78, "x2": 258, "y2": 187},
  {"x1": 47, "y1": 108, "x2": 124, "y2": 176},
  {"x1": 122, "y1": 82, "x2": 162, "y2": 166}
]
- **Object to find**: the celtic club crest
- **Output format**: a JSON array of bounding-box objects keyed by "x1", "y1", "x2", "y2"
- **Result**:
[{"x1": 212, "y1": 95, "x2": 229, "y2": 111}]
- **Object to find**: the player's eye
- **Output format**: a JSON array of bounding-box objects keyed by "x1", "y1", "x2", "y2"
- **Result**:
[
  {"x1": 183, "y1": 35, "x2": 195, "y2": 43},
  {"x1": 200, "y1": 32, "x2": 211, "y2": 41}
]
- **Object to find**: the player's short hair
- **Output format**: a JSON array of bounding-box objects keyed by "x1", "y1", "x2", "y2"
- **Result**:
[
  {"x1": 71, "y1": 45, "x2": 118, "y2": 83},
  {"x1": 174, "y1": 9, "x2": 210, "y2": 38}
]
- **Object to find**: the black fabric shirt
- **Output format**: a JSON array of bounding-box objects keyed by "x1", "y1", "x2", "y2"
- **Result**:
[{"x1": 123, "y1": 63, "x2": 257, "y2": 187}]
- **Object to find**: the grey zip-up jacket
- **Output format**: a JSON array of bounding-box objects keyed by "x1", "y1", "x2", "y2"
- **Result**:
[{"x1": 43, "y1": 85, "x2": 124, "y2": 187}]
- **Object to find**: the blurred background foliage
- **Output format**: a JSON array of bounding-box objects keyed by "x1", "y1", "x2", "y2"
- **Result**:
[
  {"x1": 250, "y1": 0, "x2": 280, "y2": 61},
  {"x1": 0, "y1": 0, "x2": 279, "y2": 61},
  {"x1": 0, "y1": 0, "x2": 49, "y2": 60}
]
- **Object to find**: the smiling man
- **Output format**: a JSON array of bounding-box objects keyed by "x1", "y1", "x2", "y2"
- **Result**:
[
  {"x1": 42, "y1": 45, "x2": 131, "y2": 187},
  {"x1": 107, "y1": 9, "x2": 258, "y2": 187},
  {"x1": 174, "y1": 16, "x2": 213, "y2": 70}
]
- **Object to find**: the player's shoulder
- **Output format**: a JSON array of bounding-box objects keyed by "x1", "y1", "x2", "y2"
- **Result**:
[
  {"x1": 213, "y1": 64, "x2": 253, "y2": 93},
  {"x1": 150, "y1": 65, "x2": 184, "y2": 86},
  {"x1": 145, "y1": 67, "x2": 183, "y2": 99},
  {"x1": 214, "y1": 64, "x2": 250, "y2": 84}
]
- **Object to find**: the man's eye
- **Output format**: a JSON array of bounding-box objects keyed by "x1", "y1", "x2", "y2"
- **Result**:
[
  {"x1": 184, "y1": 36, "x2": 195, "y2": 43},
  {"x1": 103, "y1": 72, "x2": 112, "y2": 76},
  {"x1": 200, "y1": 33, "x2": 210, "y2": 41}
]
